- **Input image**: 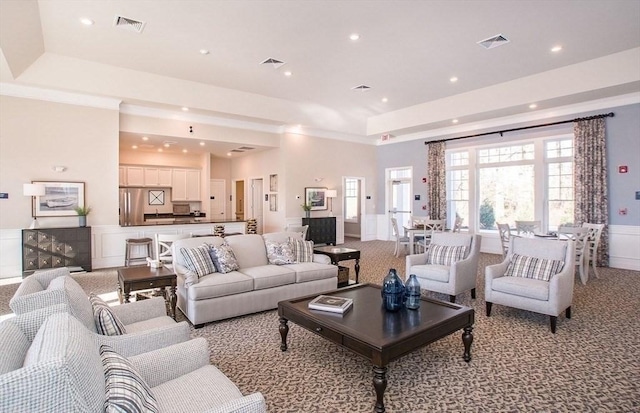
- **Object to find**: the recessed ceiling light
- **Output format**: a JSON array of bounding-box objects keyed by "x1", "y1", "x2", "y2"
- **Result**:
[
  {"x1": 226, "y1": 152, "x2": 232, "y2": 156},
  {"x1": 381, "y1": 97, "x2": 388, "y2": 103},
  {"x1": 141, "y1": 136, "x2": 149, "y2": 141},
  {"x1": 158, "y1": 148, "x2": 163, "y2": 152},
  {"x1": 551, "y1": 45, "x2": 562, "y2": 53},
  {"x1": 164, "y1": 143, "x2": 170, "y2": 148},
  {"x1": 199, "y1": 142, "x2": 205, "y2": 146},
  {"x1": 80, "y1": 18, "x2": 94, "y2": 26},
  {"x1": 182, "y1": 149, "x2": 188, "y2": 153},
  {"x1": 529, "y1": 103, "x2": 538, "y2": 109},
  {"x1": 284, "y1": 71, "x2": 292, "y2": 77},
  {"x1": 132, "y1": 145, "x2": 138, "y2": 149},
  {"x1": 199, "y1": 49, "x2": 210, "y2": 55},
  {"x1": 349, "y1": 33, "x2": 360, "y2": 41},
  {"x1": 181, "y1": 107, "x2": 189, "y2": 112},
  {"x1": 452, "y1": 119, "x2": 459, "y2": 124},
  {"x1": 450, "y1": 76, "x2": 458, "y2": 83}
]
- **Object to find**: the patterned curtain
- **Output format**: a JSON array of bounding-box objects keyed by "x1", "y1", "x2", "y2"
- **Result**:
[
  {"x1": 426, "y1": 141, "x2": 446, "y2": 221},
  {"x1": 574, "y1": 118, "x2": 608, "y2": 266}
]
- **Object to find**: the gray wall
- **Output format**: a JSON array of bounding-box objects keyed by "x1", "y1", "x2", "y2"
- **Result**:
[{"x1": 376, "y1": 103, "x2": 640, "y2": 226}]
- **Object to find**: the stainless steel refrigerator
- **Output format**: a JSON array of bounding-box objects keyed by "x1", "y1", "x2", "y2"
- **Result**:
[{"x1": 119, "y1": 187, "x2": 146, "y2": 226}]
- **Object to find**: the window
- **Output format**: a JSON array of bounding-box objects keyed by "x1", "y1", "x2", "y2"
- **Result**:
[
  {"x1": 446, "y1": 134, "x2": 573, "y2": 233},
  {"x1": 344, "y1": 178, "x2": 359, "y2": 222}
]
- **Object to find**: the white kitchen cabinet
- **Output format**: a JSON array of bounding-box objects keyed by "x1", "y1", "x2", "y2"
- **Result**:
[
  {"x1": 172, "y1": 168, "x2": 201, "y2": 201},
  {"x1": 124, "y1": 166, "x2": 144, "y2": 186},
  {"x1": 144, "y1": 167, "x2": 172, "y2": 187},
  {"x1": 119, "y1": 166, "x2": 125, "y2": 186}
]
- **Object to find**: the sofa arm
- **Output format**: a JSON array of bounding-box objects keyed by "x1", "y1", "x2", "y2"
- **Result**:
[
  {"x1": 9, "y1": 289, "x2": 68, "y2": 315},
  {"x1": 201, "y1": 392, "x2": 268, "y2": 413},
  {"x1": 485, "y1": 259, "x2": 510, "y2": 282},
  {"x1": 94, "y1": 321, "x2": 192, "y2": 358},
  {"x1": 313, "y1": 254, "x2": 331, "y2": 265},
  {"x1": 110, "y1": 297, "x2": 167, "y2": 325},
  {"x1": 405, "y1": 254, "x2": 427, "y2": 278},
  {"x1": 128, "y1": 338, "x2": 210, "y2": 387}
]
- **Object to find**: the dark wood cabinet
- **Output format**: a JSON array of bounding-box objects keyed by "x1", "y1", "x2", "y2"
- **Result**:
[
  {"x1": 22, "y1": 227, "x2": 92, "y2": 276},
  {"x1": 302, "y1": 217, "x2": 336, "y2": 246}
]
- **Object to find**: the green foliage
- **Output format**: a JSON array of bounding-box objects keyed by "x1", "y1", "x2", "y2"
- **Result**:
[
  {"x1": 479, "y1": 199, "x2": 495, "y2": 229},
  {"x1": 74, "y1": 206, "x2": 92, "y2": 216},
  {"x1": 301, "y1": 204, "x2": 312, "y2": 211}
]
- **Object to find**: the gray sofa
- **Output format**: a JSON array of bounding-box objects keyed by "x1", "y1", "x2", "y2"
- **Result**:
[{"x1": 172, "y1": 232, "x2": 338, "y2": 327}]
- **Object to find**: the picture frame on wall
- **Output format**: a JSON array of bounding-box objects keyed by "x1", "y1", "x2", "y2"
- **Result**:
[
  {"x1": 305, "y1": 187, "x2": 328, "y2": 211},
  {"x1": 269, "y1": 174, "x2": 278, "y2": 192},
  {"x1": 33, "y1": 181, "x2": 85, "y2": 217},
  {"x1": 269, "y1": 194, "x2": 278, "y2": 211}
]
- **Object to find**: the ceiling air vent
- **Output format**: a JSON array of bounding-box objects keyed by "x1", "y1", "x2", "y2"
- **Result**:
[
  {"x1": 351, "y1": 84, "x2": 372, "y2": 91},
  {"x1": 113, "y1": 15, "x2": 146, "y2": 33},
  {"x1": 238, "y1": 146, "x2": 255, "y2": 150},
  {"x1": 477, "y1": 34, "x2": 509, "y2": 49},
  {"x1": 260, "y1": 58, "x2": 285, "y2": 69},
  {"x1": 230, "y1": 149, "x2": 244, "y2": 153}
]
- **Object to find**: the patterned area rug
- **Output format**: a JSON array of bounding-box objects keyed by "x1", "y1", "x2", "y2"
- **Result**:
[{"x1": 1, "y1": 238, "x2": 639, "y2": 412}]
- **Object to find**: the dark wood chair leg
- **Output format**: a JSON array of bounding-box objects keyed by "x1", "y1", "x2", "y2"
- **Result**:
[
  {"x1": 565, "y1": 306, "x2": 572, "y2": 319},
  {"x1": 486, "y1": 302, "x2": 492, "y2": 316},
  {"x1": 550, "y1": 316, "x2": 557, "y2": 334},
  {"x1": 471, "y1": 288, "x2": 476, "y2": 299},
  {"x1": 449, "y1": 295, "x2": 456, "y2": 303}
]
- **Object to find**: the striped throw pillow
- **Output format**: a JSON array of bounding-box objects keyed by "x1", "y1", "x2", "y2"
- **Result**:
[
  {"x1": 101, "y1": 344, "x2": 159, "y2": 413},
  {"x1": 505, "y1": 253, "x2": 565, "y2": 281},
  {"x1": 89, "y1": 293, "x2": 126, "y2": 336},
  {"x1": 180, "y1": 245, "x2": 216, "y2": 277},
  {"x1": 425, "y1": 244, "x2": 467, "y2": 266},
  {"x1": 289, "y1": 237, "x2": 314, "y2": 263}
]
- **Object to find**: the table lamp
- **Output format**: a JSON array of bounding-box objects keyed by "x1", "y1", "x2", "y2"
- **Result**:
[
  {"x1": 326, "y1": 189, "x2": 337, "y2": 216},
  {"x1": 23, "y1": 183, "x2": 46, "y2": 229}
]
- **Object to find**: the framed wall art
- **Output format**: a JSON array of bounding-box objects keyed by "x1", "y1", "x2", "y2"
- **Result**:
[
  {"x1": 305, "y1": 187, "x2": 327, "y2": 211},
  {"x1": 269, "y1": 174, "x2": 278, "y2": 192},
  {"x1": 269, "y1": 194, "x2": 278, "y2": 211},
  {"x1": 33, "y1": 181, "x2": 85, "y2": 217},
  {"x1": 148, "y1": 190, "x2": 165, "y2": 205}
]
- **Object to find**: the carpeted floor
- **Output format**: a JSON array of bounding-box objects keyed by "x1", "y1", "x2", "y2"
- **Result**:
[{"x1": 1, "y1": 238, "x2": 639, "y2": 412}]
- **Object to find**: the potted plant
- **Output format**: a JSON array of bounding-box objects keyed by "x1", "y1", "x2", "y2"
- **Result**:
[
  {"x1": 301, "y1": 203, "x2": 311, "y2": 218},
  {"x1": 74, "y1": 206, "x2": 92, "y2": 227}
]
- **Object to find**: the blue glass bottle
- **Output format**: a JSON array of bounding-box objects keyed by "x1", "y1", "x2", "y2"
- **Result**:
[
  {"x1": 381, "y1": 268, "x2": 405, "y2": 312},
  {"x1": 405, "y1": 274, "x2": 421, "y2": 310}
]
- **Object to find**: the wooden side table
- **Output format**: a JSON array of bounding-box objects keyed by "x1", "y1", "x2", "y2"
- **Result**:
[
  {"x1": 117, "y1": 266, "x2": 177, "y2": 320},
  {"x1": 313, "y1": 246, "x2": 360, "y2": 287}
]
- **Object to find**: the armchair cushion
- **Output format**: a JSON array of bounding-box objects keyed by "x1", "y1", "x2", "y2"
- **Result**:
[
  {"x1": 180, "y1": 245, "x2": 217, "y2": 278},
  {"x1": 491, "y1": 276, "x2": 550, "y2": 301},
  {"x1": 426, "y1": 244, "x2": 467, "y2": 266},
  {"x1": 504, "y1": 253, "x2": 565, "y2": 282},
  {"x1": 89, "y1": 293, "x2": 126, "y2": 336},
  {"x1": 209, "y1": 242, "x2": 240, "y2": 274},
  {"x1": 100, "y1": 344, "x2": 159, "y2": 413},
  {"x1": 265, "y1": 239, "x2": 295, "y2": 265},
  {"x1": 289, "y1": 237, "x2": 314, "y2": 263}
]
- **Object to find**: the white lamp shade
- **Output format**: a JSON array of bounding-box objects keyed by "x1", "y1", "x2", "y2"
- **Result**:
[
  {"x1": 325, "y1": 190, "x2": 337, "y2": 198},
  {"x1": 23, "y1": 183, "x2": 46, "y2": 196}
]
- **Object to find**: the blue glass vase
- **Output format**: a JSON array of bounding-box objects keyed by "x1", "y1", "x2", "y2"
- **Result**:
[
  {"x1": 405, "y1": 274, "x2": 421, "y2": 310},
  {"x1": 381, "y1": 268, "x2": 405, "y2": 312}
]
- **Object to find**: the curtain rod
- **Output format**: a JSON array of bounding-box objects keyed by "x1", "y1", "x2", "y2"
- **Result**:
[{"x1": 424, "y1": 112, "x2": 615, "y2": 145}]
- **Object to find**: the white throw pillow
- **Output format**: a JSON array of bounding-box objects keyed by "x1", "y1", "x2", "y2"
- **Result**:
[{"x1": 265, "y1": 240, "x2": 295, "y2": 265}]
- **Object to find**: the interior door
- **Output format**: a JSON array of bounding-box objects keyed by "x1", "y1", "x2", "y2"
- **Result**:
[
  {"x1": 250, "y1": 178, "x2": 263, "y2": 234},
  {"x1": 209, "y1": 179, "x2": 226, "y2": 220},
  {"x1": 389, "y1": 178, "x2": 412, "y2": 233}
]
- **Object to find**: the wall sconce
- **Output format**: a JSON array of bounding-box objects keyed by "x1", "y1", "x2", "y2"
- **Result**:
[
  {"x1": 23, "y1": 183, "x2": 45, "y2": 229},
  {"x1": 325, "y1": 189, "x2": 337, "y2": 216},
  {"x1": 52, "y1": 166, "x2": 67, "y2": 173}
]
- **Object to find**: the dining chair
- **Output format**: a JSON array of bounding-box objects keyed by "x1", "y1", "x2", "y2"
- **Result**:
[
  {"x1": 557, "y1": 225, "x2": 590, "y2": 284},
  {"x1": 515, "y1": 220, "x2": 541, "y2": 236},
  {"x1": 582, "y1": 223, "x2": 605, "y2": 281},
  {"x1": 391, "y1": 217, "x2": 411, "y2": 257},
  {"x1": 452, "y1": 215, "x2": 463, "y2": 233},
  {"x1": 415, "y1": 219, "x2": 446, "y2": 253},
  {"x1": 155, "y1": 233, "x2": 190, "y2": 265},
  {"x1": 410, "y1": 216, "x2": 428, "y2": 245},
  {"x1": 496, "y1": 223, "x2": 511, "y2": 258}
]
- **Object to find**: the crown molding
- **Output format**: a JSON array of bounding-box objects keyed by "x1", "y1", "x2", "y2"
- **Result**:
[
  {"x1": 384, "y1": 92, "x2": 640, "y2": 145},
  {"x1": 0, "y1": 82, "x2": 121, "y2": 110}
]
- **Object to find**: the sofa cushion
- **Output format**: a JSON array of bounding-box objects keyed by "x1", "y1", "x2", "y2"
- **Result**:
[
  {"x1": 188, "y1": 272, "x2": 254, "y2": 301},
  {"x1": 209, "y1": 242, "x2": 240, "y2": 274},
  {"x1": 426, "y1": 244, "x2": 467, "y2": 266},
  {"x1": 225, "y1": 234, "x2": 269, "y2": 268},
  {"x1": 180, "y1": 245, "x2": 216, "y2": 278},
  {"x1": 239, "y1": 266, "x2": 296, "y2": 290},
  {"x1": 491, "y1": 275, "x2": 550, "y2": 301},
  {"x1": 285, "y1": 262, "x2": 339, "y2": 283},
  {"x1": 89, "y1": 293, "x2": 126, "y2": 336},
  {"x1": 289, "y1": 237, "x2": 314, "y2": 263},
  {"x1": 505, "y1": 253, "x2": 564, "y2": 282},
  {"x1": 265, "y1": 240, "x2": 295, "y2": 265},
  {"x1": 101, "y1": 344, "x2": 159, "y2": 413}
]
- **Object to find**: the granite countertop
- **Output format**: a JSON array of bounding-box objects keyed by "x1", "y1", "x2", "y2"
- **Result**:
[{"x1": 135, "y1": 213, "x2": 246, "y2": 226}]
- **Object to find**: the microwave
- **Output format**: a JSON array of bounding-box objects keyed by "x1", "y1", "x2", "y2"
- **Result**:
[{"x1": 172, "y1": 204, "x2": 191, "y2": 216}]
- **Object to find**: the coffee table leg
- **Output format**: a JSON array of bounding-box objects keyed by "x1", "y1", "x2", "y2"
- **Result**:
[
  {"x1": 373, "y1": 365, "x2": 387, "y2": 413},
  {"x1": 462, "y1": 326, "x2": 473, "y2": 362},
  {"x1": 279, "y1": 317, "x2": 289, "y2": 351}
]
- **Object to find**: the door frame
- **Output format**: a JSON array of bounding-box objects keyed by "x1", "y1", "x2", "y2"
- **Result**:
[{"x1": 385, "y1": 166, "x2": 414, "y2": 240}]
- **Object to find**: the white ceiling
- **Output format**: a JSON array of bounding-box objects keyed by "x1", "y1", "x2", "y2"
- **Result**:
[{"x1": 1, "y1": 0, "x2": 639, "y2": 154}]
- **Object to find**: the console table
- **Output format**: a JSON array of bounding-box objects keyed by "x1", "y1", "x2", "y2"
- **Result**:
[
  {"x1": 22, "y1": 227, "x2": 92, "y2": 277},
  {"x1": 302, "y1": 217, "x2": 336, "y2": 245}
]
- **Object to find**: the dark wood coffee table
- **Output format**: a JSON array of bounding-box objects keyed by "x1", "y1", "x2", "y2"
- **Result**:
[
  {"x1": 117, "y1": 266, "x2": 177, "y2": 320},
  {"x1": 278, "y1": 283, "x2": 474, "y2": 412},
  {"x1": 313, "y1": 246, "x2": 360, "y2": 286}
]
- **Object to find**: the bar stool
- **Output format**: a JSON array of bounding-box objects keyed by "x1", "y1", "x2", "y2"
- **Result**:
[{"x1": 124, "y1": 237, "x2": 153, "y2": 266}]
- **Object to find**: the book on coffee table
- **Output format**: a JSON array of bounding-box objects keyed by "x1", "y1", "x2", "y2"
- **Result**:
[{"x1": 308, "y1": 295, "x2": 353, "y2": 314}]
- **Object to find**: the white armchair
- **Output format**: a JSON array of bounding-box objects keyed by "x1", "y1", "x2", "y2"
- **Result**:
[
  {"x1": 406, "y1": 232, "x2": 481, "y2": 303},
  {"x1": 485, "y1": 236, "x2": 575, "y2": 333}
]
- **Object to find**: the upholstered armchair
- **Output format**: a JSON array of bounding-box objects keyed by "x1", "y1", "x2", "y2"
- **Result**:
[
  {"x1": 0, "y1": 312, "x2": 267, "y2": 413},
  {"x1": 405, "y1": 232, "x2": 482, "y2": 303},
  {"x1": 10, "y1": 272, "x2": 190, "y2": 357},
  {"x1": 485, "y1": 237, "x2": 575, "y2": 333}
]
